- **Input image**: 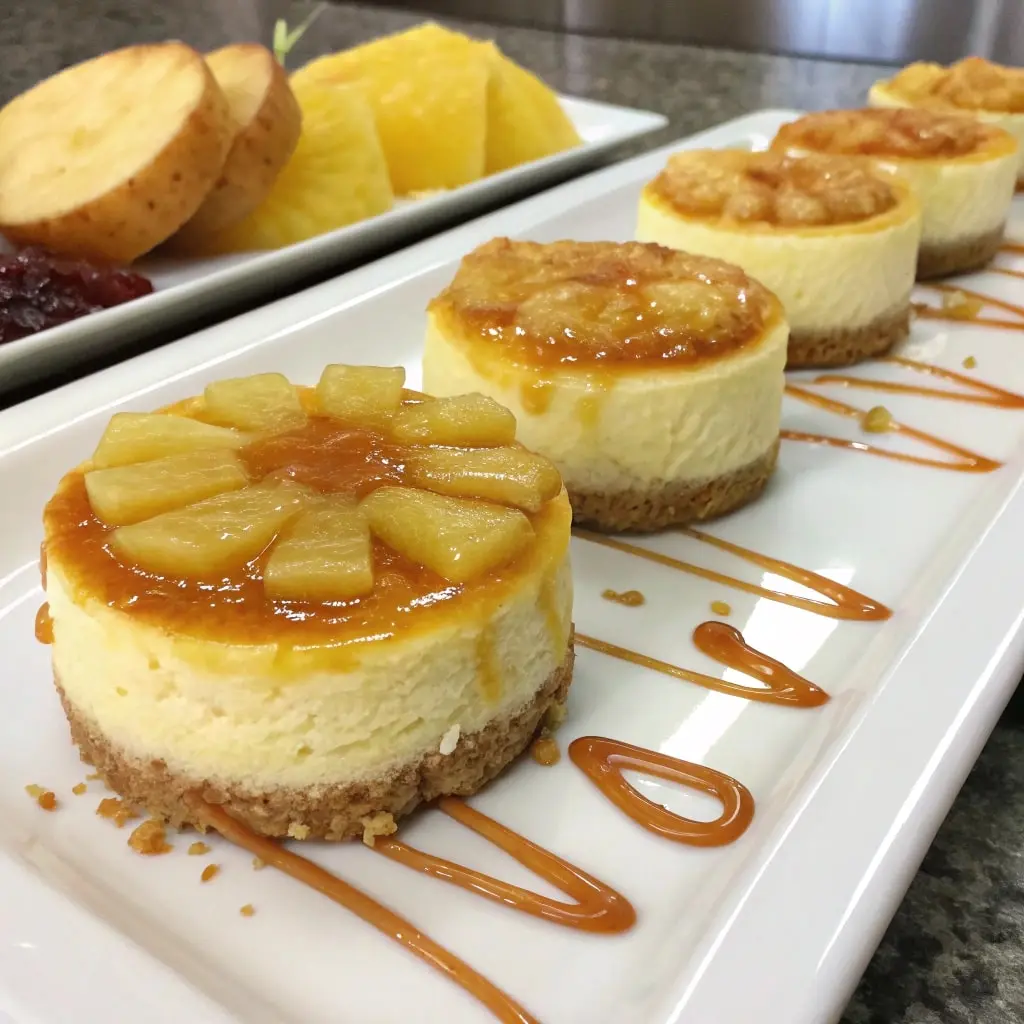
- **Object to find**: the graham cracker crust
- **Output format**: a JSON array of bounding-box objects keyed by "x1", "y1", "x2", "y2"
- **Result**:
[
  {"x1": 787, "y1": 304, "x2": 909, "y2": 369},
  {"x1": 568, "y1": 438, "x2": 778, "y2": 533},
  {"x1": 916, "y1": 225, "x2": 1005, "y2": 280},
  {"x1": 57, "y1": 644, "x2": 574, "y2": 842}
]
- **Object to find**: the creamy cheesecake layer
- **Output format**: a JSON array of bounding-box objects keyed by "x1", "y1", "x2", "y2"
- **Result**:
[
  {"x1": 870, "y1": 81, "x2": 1024, "y2": 182},
  {"x1": 637, "y1": 189, "x2": 921, "y2": 333},
  {"x1": 48, "y1": 535, "x2": 573, "y2": 792},
  {"x1": 424, "y1": 310, "x2": 787, "y2": 494}
]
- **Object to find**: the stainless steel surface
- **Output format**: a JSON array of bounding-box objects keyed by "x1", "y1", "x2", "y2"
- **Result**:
[{"x1": 366, "y1": 0, "x2": 1024, "y2": 64}]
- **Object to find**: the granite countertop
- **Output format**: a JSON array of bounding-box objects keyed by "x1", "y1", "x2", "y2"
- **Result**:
[{"x1": 3, "y1": 3, "x2": 1024, "y2": 1022}]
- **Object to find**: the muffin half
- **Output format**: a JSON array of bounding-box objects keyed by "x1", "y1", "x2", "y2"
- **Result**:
[
  {"x1": 423, "y1": 238, "x2": 787, "y2": 533},
  {"x1": 41, "y1": 367, "x2": 574, "y2": 839},
  {"x1": 636, "y1": 150, "x2": 921, "y2": 368}
]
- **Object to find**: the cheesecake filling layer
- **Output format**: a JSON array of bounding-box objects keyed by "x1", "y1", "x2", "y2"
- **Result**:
[
  {"x1": 424, "y1": 310, "x2": 788, "y2": 495},
  {"x1": 637, "y1": 190, "x2": 921, "y2": 333},
  {"x1": 48, "y1": 552, "x2": 573, "y2": 791}
]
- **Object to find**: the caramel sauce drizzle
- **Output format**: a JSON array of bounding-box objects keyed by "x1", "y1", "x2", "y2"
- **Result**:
[
  {"x1": 195, "y1": 801, "x2": 540, "y2": 1024},
  {"x1": 691, "y1": 621, "x2": 828, "y2": 706},
  {"x1": 999, "y1": 242, "x2": 1024, "y2": 255},
  {"x1": 34, "y1": 602, "x2": 52, "y2": 645},
  {"x1": 575, "y1": 528, "x2": 890, "y2": 621},
  {"x1": 783, "y1": 383, "x2": 1001, "y2": 473},
  {"x1": 914, "y1": 282, "x2": 1024, "y2": 331},
  {"x1": 372, "y1": 797, "x2": 635, "y2": 933},
  {"x1": 575, "y1": 630, "x2": 827, "y2": 707},
  {"x1": 811, "y1": 356, "x2": 1024, "y2": 409},
  {"x1": 569, "y1": 736, "x2": 755, "y2": 846}
]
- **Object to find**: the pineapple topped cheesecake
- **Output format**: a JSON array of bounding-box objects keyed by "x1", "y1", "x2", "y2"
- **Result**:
[
  {"x1": 41, "y1": 367, "x2": 574, "y2": 840},
  {"x1": 773, "y1": 108, "x2": 1018, "y2": 278},
  {"x1": 636, "y1": 149, "x2": 922, "y2": 367},
  {"x1": 423, "y1": 238, "x2": 788, "y2": 532},
  {"x1": 869, "y1": 57, "x2": 1024, "y2": 183}
]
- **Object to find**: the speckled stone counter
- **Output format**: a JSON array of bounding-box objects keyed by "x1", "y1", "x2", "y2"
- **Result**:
[{"x1": 3, "y1": 4, "x2": 1024, "y2": 1023}]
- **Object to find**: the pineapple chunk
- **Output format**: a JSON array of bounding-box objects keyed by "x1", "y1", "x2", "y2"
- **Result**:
[
  {"x1": 478, "y1": 42, "x2": 582, "y2": 174},
  {"x1": 405, "y1": 446, "x2": 561, "y2": 512},
  {"x1": 316, "y1": 364, "x2": 406, "y2": 427},
  {"x1": 390, "y1": 394, "x2": 516, "y2": 446},
  {"x1": 85, "y1": 450, "x2": 249, "y2": 526},
  {"x1": 91, "y1": 413, "x2": 249, "y2": 469},
  {"x1": 292, "y1": 23, "x2": 488, "y2": 195},
  {"x1": 110, "y1": 482, "x2": 309, "y2": 578},
  {"x1": 264, "y1": 499, "x2": 373, "y2": 602},
  {"x1": 203, "y1": 373, "x2": 307, "y2": 432},
  {"x1": 362, "y1": 486, "x2": 533, "y2": 583}
]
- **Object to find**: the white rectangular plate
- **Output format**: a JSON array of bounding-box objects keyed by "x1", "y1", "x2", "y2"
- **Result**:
[
  {"x1": 3, "y1": 109, "x2": 1024, "y2": 1024},
  {"x1": 0, "y1": 95, "x2": 665, "y2": 395}
]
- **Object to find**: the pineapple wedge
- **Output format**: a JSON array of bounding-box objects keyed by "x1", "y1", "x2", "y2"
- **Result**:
[
  {"x1": 111, "y1": 482, "x2": 309, "y2": 578},
  {"x1": 362, "y1": 486, "x2": 533, "y2": 583},
  {"x1": 203, "y1": 373, "x2": 307, "y2": 432},
  {"x1": 0, "y1": 43, "x2": 234, "y2": 262},
  {"x1": 264, "y1": 499, "x2": 373, "y2": 602},
  {"x1": 316, "y1": 364, "x2": 405, "y2": 427},
  {"x1": 85, "y1": 450, "x2": 249, "y2": 526},
  {"x1": 91, "y1": 412, "x2": 249, "y2": 469},
  {"x1": 292, "y1": 23, "x2": 488, "y2": 195},
  {"x1": 174, "y1": 44, "x2": 303, "y2": 244},
  {"x1": 191, "y1": 77, "x2": 393, "y2": 254},
  {"x1": 479, "y1": 42, "x2": 582, "y2": 174},
  {"x1": 405, "y1": 446, "x2": 562, "y2": 512},
  {"x1": 391, "y1": 394, "x2": 516, "y2": 446}
]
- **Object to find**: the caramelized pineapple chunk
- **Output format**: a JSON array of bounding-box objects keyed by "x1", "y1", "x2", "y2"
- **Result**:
[
  {"x1": 390, "y1": 393, "x2": 516, "y2": 446},
  {"x1": 85, "y1": 450, "x2": 249, "y2": 526},
  {"x1": 110, "y1": 482, "x2": 309, "y2": 578},
  {"x1": 92, "y1": 413, "x2": 249, "y2": 469},
  {"x1": 203, "y1": 373, "x2": 307, "y2": 432},
  {"x1": 362, "y1": 486, "x2": 533, "y2": 583},
  {"x1": 264, "y1": 499, "x2": 373, "y2": 602},
  {"x1": 405, "y1": 446, "x2": 561, "y2": 512},
  {"x1": 316, "y1": 364, "x2": 406, "y2": 427}
]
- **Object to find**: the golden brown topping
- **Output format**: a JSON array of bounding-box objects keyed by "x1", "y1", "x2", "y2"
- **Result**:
[
  {"x1": 128, "y1": 818, "x2": 172, "y2": 855},
  {"x1": 239, "y1": 904, "x2": 256, "y2": 917},
  {"x1": 886, "y1": 57, "x2": 1024, "y2": 114},
  {"x1": 963, "y1": 355, "x2": 978, "y2": 369},
  {"x1": 97, "y1": 797, "x2": 138, "y2": 828},
  {"x1": 531, "y1": 735, "x2": 561, "y2": 766},
  {"x1": 188, "y1": 841, "x2": 212, "y2": 856},
  {"x1": 431, "y1": 238, "x2": 777, "y2": 368},
  {"x1": 649, "y1": 150, "x2": 899, "y2": 227},
  {"x1": 862, "y1": 406, "x2": 894, "y2": 433},
  {"x1": 774, "y1": 108, "x2": 997, "y2": 160},
  {"x1": 361, "y1": 811, "x2": 398, "y2": 848},
  {"x1": 710, "y1": 600, "x2": 732, "y2": 616},
  {"x1": 200, "y1": 863, "x2": 220, "y2": 882},
  {"x1": 72, "y1": 782, "x2": 87, "y2": 795},
  {"x1": 601, "y1": 588, "x2": 645, "y2": 607}
]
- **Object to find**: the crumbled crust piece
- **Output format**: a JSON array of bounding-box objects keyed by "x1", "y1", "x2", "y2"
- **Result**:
[
  {"x1": 252, "y1": 857, "x2": 266, "y2": 870},
  {"x1": 286, "y1": 822, "x2": 310, "y2": 841},
  {"x1": 128, "y1": 818, "x2": 172, "y2": 855},
  {"x1": 96, "y1": 796, "x2": 138, "y2": 828},
  {"x1": 651, "y1": 150, "x2": 899, "y2": 227},
  {"x1": 361, "y1": 812, "x2": 398, "y2": 848},
  {"x1": 775, "y1": 108, "x2": 996, "y2": 160},
  {"x1": 542, "y1": 701, "x2": 567, "y2": 732}
]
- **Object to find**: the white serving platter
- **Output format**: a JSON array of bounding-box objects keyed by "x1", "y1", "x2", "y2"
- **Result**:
[
  {"x1": 3, "y1": 108, "x2": 1024, "y2": 1024},
  {"x1": 0, "y1": 95, "x2": 666, "y2": 395}
]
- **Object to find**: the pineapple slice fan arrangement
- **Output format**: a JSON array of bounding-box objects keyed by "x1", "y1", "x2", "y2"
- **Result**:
[
  {"x1": 83, "y1": 367, "x2": 563, "y2": 593},
  {"x1": 0, "y1": 18, "x2": 582, "y2": 264}
]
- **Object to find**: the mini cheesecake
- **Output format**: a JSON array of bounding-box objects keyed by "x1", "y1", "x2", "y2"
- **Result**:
[
  {"x1": 870, "y1": 57, "x2": 1024, "y2": 184},
  {"x1": 41, "y1": 367, "x2": 574, "y2": 840},
  {"x1": 636, "y1": 150, "x2": 922, "y2": 368},
  {"x1": 774, "y1": 108, "x2": 1018, "y2": 279},
  {"x1": 423, "y1": 238, "x2": 788, "y2": 533}
]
